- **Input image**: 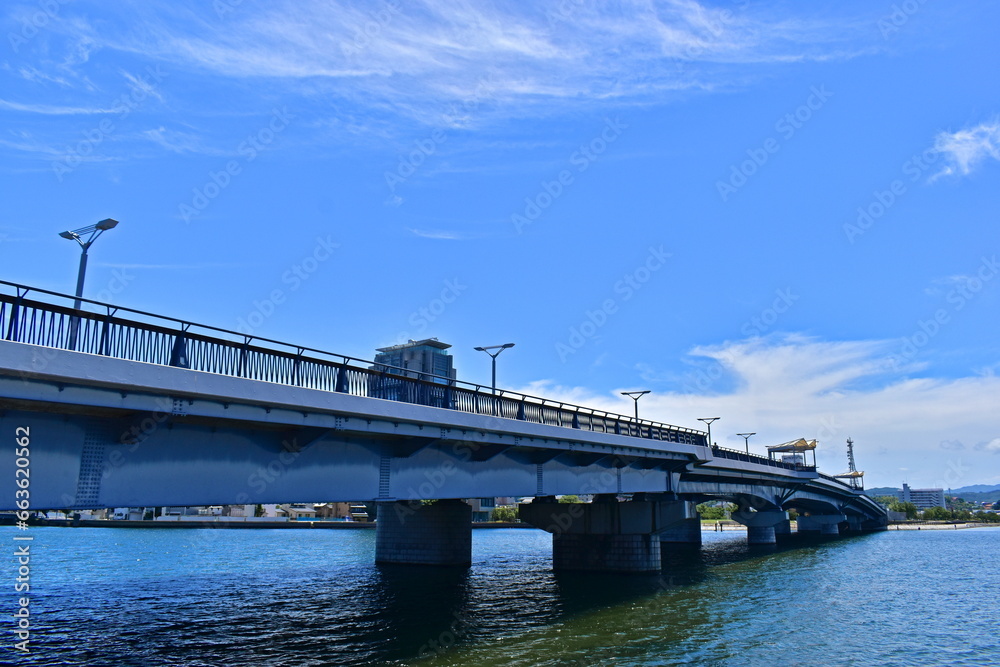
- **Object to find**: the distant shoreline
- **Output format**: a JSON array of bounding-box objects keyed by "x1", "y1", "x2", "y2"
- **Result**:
[
  {"x1": 887, "y1": 521, "x2": 1000, "y2": 530},
  {"x1": 0, "y1": 518, "x2": 534, "y2": 530}
]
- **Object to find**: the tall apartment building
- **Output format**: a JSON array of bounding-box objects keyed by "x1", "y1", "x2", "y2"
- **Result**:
[
  {"x1": 370, "y1": 338, "x2": 456, "y2": 407},
  {"x1": 372, "y1": 338, "x2": 456, "y2": 381},
  {"x1": 898, "y1": 483, "x2": 946, "y2": 509}
]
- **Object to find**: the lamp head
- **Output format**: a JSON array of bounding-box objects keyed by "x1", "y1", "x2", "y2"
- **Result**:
[
  {"x1": 96, "y1": 218, "x2": 119, "y2": 230},
  {"x1": 59, "y1": 231, "x2": 79, "y2": 240}
]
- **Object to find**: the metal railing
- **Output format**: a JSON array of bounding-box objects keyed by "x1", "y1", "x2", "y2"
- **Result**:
[
  {"x1": 711, "y1": 445, "x2": 816, "y2": 473},
  {"x1": 0, "y1": 280, "x2": 707, "y2": 448}
]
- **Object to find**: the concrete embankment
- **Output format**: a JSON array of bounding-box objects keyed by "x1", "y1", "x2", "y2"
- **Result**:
[{"x1": 888, "y1": 521, "x2": 1000, "y2": 530}]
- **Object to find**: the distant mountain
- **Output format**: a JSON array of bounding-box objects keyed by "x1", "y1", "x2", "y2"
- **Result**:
[
  {"x1": 865, "y1": 484, "x2": 1000, "y2": 496},
  {"x1": 950, "y1": 484, "x2": 1000, "y2": 494}
]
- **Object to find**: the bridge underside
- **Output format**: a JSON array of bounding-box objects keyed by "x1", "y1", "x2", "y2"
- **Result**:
[{"x1": 0, "y1": 341, "x2": 887, "y2": 571}]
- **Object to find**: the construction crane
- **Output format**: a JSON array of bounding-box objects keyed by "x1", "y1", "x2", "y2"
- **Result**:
[{"x1": 833, "y1": 437, "x2": 864, "y2": 490}]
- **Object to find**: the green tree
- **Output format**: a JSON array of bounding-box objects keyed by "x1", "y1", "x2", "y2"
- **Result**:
[
  {"x1": 874, "y1": 495, "x2": 898, "y2": 507},
  {"x1": 696, "y1": 502, "x2": 735, "y2": 520},
  {"x1": 889, "y1": 501, "x2": 918, "y2": 520},
  {"x1": 255, "y1": 504, "x2": 265, "y2": 517},
  {"x1": 558, "y1": 495, "x2": 580, "y2": 504},
  {"x1": 490, "y1": 506, "x2": 519, "y2": 522},
  {"x1": 922, "y1": 506, "x2": 952, "y2": 521}
]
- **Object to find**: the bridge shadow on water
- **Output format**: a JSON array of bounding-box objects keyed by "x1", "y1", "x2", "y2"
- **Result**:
[{"x1": 361, "y1": 531, "x2": 881, "y2": 663}]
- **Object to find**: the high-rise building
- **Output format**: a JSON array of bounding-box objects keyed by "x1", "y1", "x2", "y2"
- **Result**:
[
  {"x1": 370, "y1": 338, "x2": 456, "y2": 406},
  {"x1": 372, "y1": 338, "x2": 456, "y2": 381},
  {"x1": 898, "y1": 483, "x2": 946, "y2": 509}
]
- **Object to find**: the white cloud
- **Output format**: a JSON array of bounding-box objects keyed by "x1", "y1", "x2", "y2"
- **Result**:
[
  {"x1": 513, "y1": 334, "x2": 1000, "y2": 487},
  {"x1": 0, "y1": 99, "x2": 116, "y2": 115},
  {"x1": 931, "y1": 120, "x2": 1000, "y2": 180},
  {"x1": 54, "y1": 1, "x2": 875, "y2": 127}
]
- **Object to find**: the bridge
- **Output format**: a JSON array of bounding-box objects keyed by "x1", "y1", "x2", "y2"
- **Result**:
[{"x1": 0, "y1": 280, "x2": 886, "y2": 572}]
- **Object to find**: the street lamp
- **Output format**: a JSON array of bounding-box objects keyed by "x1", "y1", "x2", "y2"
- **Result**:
[
  {"x1": 737, "y1": 432, "x2": 756, "y2": 454},
  {"x1": 59, "y1": 218, "x2": 119, "y2": 349},
  {"x1": 697, "y1": 417, "x2": 720, "y2": 448},
  {"x1": 620, "y1": 390, "x2": 650, "y2": 420},
  {"x1": 473, "y1": 343, "x2": 515, "y2": 394}
]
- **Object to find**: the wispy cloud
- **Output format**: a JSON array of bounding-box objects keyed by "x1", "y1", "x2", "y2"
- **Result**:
[
  {"x1": 54, "y1": 1, "x2": 876, "y2": 127},
  {"x1": 0, "y1": 99, "x2": 117, "y2": 115},
  {"x1": 931, "y1": 120, "x2": 1000, "y2": 180},
  {"x1": 94, "y1": 262, "x2": 253, "y2": 270},
  {"x1": 140, "y1": 126, "x2": 229, "y2": 156},
  {"x1": 514, "y1": 334, "x2": 1000, "y2": 487},
  {"x1": 406, "y1": 227, "x2": 472, "y2": 240}
]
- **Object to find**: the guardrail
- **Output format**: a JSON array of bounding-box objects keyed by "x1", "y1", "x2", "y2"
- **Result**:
[
  {"x1": 1, "y1": 280, "x2": 707, "y2": 447},
  {"x1": 710, "y1": 445, "x2": 816, "y2": 473}
]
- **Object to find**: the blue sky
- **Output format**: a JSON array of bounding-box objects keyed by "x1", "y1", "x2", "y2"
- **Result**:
[{"x1": 2, "y1": 0, "x2": 999, "y2": 490}]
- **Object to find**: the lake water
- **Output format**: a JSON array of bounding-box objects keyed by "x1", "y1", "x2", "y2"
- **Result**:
[{"x1": 3, "y1": 526, "x2": 998, "y2": 666}]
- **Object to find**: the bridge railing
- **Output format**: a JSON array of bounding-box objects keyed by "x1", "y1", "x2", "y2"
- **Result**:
[
  {"x1": 0, "y1": 280, "x2": 707, "y2": 447},
  {"x1": 710, "y1": 445, "x2": 816, "y2": 473}
]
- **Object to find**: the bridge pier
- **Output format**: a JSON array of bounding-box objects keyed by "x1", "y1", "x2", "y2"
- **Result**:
[
  {"x1": 796, "y1": 514, "x2": 847, "y2": 536},
  {"x1": 730, "y1": 510, "x2": 789, "y2": 545},
  {"x1": 374, "y1": 499, "x2": 471, "y2": 567},
  {"x1": 519, "y1": 497, "x2": 696, "y2": 573},
  {"x1": 658, "y1": 518, "x2": 702, "y2": 546},
  {"x1": 773, "y1": 519, "x2": 792, "y2": 540}
]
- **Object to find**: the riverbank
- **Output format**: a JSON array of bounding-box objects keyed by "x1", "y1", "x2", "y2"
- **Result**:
[
  {"x1": 888, "y1": 521, "x2": 1000, "y2": 530},
  {"x1": 5, "y1": 518, "x2": 534, "y2": 530}
]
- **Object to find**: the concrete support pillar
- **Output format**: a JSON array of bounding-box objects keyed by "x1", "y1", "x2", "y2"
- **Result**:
[
  {"x1": 773, "y1": 519, "x2": 792, "y2": 540},
  {"x1": 659, "y1": 518, "x2": 702, "y2": 545},
  {"x1": 519, "y1": 498, "x2": 696, "y2": 573},
  {"x1": 746, "y1": 526, "x2": 775, "y2": 544},
  {"x1": 730, "y1": 510, "x2": 789, "y2": 546},
  {"x1": 375, "y1": 499, "x2": 471, "y2": 566},
  {"x1": 796, "y1": 514, "x2": 846, "y2": 536},
  {"x1": 553, "y1": 534, "x2": 661, "y2": 572}
]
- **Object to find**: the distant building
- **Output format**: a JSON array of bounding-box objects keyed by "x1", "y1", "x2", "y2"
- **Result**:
[
  {"x1": 314, "y1": 502, "x2": 370, "y2": 521},
  {"x1": 466, "y1": 498, "x2": 495, "y2": 522},
  {"x1": 276, "y1": 504, "x2": 317, "y2": 520},
  {"x1": 371, "y1": 339, "x2": 456, "y2": 406},
  {"x1": 898, "y1": 483, "x2": 946, "y2": 509}
]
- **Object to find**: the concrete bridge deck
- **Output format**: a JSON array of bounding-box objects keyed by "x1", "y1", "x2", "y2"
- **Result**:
[{"x1": 0, "y1": 280, "x2": 887, "y2": 571}]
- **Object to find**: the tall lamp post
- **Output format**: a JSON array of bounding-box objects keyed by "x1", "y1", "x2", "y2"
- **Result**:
[
  {"x1": 59, "y1": 218, "x2": 119, "y2": 349},
  {"x1": 620, "y1": 390, "x2": 650, "y2": 420},
  {"x1": 737, "y1": 432, "x2": 756, "y2": 454},
  {"x1": 697, "y1": 417, "x2": 720, "y2": 448},
  {"x1": 473, "y1": 343, "x2": 515, "y2": 394}
]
